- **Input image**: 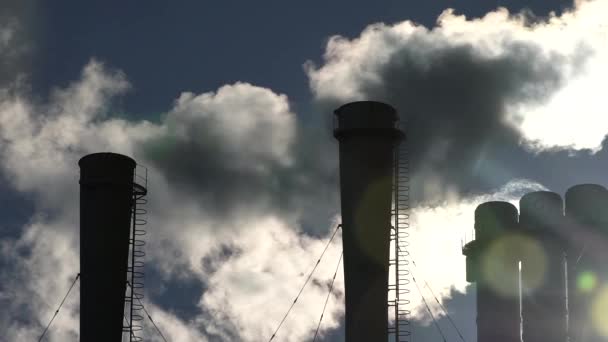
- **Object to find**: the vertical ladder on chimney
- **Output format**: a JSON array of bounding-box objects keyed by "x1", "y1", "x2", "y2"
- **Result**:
[
  {"x1": 388, "y1": 139, "x2": 412, "y2": 342},
  {"x1": 124, "y1": 164, "x2": 148, "y2": 342}
]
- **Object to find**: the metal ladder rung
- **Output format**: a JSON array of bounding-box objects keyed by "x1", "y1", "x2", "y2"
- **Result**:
[{"x1": 389, "y1": 141, "x2": 411, "y2": 341}]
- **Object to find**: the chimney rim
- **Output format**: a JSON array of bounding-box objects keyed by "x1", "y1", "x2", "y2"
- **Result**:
[
  {"x1": 78, "y1": 152, "x2": 137, "y2": 169},
  {"x1": 333, "y1": 100, "x2": 397, "y2": 118}
]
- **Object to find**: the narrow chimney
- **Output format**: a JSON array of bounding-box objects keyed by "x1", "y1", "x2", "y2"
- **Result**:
[
  {"x1": 333, "y1": 101, "x2": 403, "y2": 342},
  {"x1": 565, "y1": 184, "x2": 608, "y2": 342},
  {"x1": 520, "y1": 191, "x2": 567, "y2": 342},
  {"x1": 79, "y1": 152, "x2": 136, "y2": 342},
  {"x1": 462, "y1": 201, "x2": 520, "y2": 342}
]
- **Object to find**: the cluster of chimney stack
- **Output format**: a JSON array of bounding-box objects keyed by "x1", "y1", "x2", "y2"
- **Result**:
[{"x1": 463, "y1": 184, "x2": 608, "y2": 342}]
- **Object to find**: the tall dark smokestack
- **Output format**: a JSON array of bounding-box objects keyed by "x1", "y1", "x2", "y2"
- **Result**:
[
  {"x1": 462, "y1": 201, "x2": 520, "y2": 342},
  {"x1": 333, "y1": 101, "x2": 403, "y2": 342},
  {"x1": 565, "y1": 184, "x2": 608, "y2": 342},
  {"x1": 519, "y1": 191, "x2": 567, "y2": 342},
  {"x1": 79, "y1": 152, "x2": 136, "y2": 342}
]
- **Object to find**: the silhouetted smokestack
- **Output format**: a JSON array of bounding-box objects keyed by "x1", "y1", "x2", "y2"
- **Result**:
[
  {"x1": 565, "y1": 184, "x2": 608, "y2": 342},
  {"x1": 462, "y1": 201, "x2": 520, "y2": 342},
  {"x1": 79, "y1": 152, "x2": 136, "y2": 342},
  {"x1": 520, "y1": 191, "x2": 567, "y2": 342},
  {"x1": 333, "y1": 101, "x2": 403, "y2": 342}
]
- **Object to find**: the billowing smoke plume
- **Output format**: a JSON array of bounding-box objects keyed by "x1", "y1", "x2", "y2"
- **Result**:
[
  {"x1": 307, "y1": 2, "x2": 607, "y2": 203},
  {"x1": 139, "y1": 83, "x2": 339, "y2": 234},
  {"x1": 141, "y1": 0, "x2": 608, "y2": 228}
]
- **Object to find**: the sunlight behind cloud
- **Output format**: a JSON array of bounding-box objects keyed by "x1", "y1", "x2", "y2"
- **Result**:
[{"x1": 308, "y1": 0, "x2": 608, "y2": 153}]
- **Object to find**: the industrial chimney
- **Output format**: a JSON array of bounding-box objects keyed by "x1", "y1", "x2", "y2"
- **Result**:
[
  {"x1": 462, "y1": 201, "x2": 520, "y2": 342},
  {"x1": 565, "y1": 184, "x2": 608, "y2": 342},
  {"x1": 79, "y1": 152, "x2": 137, "y2": 342},
  {"x1": 519, "y1": 191, "x2": 567, "y2": 342},
  {"x1": 333, "y1": 101, "x2": 403, "y2": 342}
]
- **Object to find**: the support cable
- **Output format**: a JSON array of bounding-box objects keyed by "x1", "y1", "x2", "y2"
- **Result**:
[
  {"x1": 397, "y1": 248, "x2": 468, "y2": 342},
  {"x1": 411, "y1": 273, "x2": 447, "y2": 342},
  {"x1": 575, "y1": 243, "x2": 587, "y2": 267},
  {"x1": 268, "y1": 224, "x2": 342, "y2": 341},
  {"x1": 126, "y1": 281, "x2": 168, "y2": 342},
  {"x1": 38, "y1": 273, "x2": 80, "y2": 342},
  {"x1": 312, "y1": 251, "x2": 343, "y2": 342},
  {"x1": 411, "y1": 260, "x2": 467, "y2": 342},
  {"x1": 397, "y1": 246, "x2": 446, "y2": 342}
]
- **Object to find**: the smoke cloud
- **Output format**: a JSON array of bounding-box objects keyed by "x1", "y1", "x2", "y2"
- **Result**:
[
  {"x1": 307, "y1": 1, "x2": 608, "y2": 203},
  {"x1": 140, "y1": 83, "x2": 339, "y2": 234}
]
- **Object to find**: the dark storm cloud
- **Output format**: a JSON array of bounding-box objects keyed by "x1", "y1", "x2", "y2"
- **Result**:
[
  {"x1": 310, "y1": 29, "x2": 592, "y2": 204},
  {"x1": 371, "y1": 39, "x2": 570, "y2": 200}
]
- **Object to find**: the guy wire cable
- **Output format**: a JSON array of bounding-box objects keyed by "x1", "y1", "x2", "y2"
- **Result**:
[{"x1": 269, "y1": 224, "x2": 342, "y2": 341}]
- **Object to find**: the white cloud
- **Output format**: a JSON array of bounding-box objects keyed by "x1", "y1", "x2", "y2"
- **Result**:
[
  {"x1": 197, "y1": 217, "x2": 344, "y2": 342},
  {"x1": 141, "y1": 303, "x2": 207, "y2": 342},
  {"x1": 169, "y1": 83, "x2": 295, "y2": 169},
  {"x1": 0, "y1": 60, "x2": 157, "y2": 210},
  {"x1": 0, "y1": 219, "x2": 80, "y2": 342}
]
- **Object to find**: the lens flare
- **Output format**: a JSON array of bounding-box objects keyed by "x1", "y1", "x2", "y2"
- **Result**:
[
  {"x1": 578, "y1": 271, "x2": 598, "y2": 293},
  {"x1": 354, "y1": 176, "x2": 393, "y2": 265},
  {"x1": 481, "y1": 234, "x2": 546, "y2": 297},
  {"x1": 518, "y1": 237, "x2": 548, "y2": 295},
  {"x1": 591, "y1": 286, "x2": 608, "y2": 337}
]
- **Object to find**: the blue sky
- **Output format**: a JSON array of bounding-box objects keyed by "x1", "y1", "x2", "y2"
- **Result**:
[
  {"x1": 30, "y1": 0, "x2": 570, "y2": 115},
  {"x1": 2, "y1": 0, "x2": 608, "y2": 341}
]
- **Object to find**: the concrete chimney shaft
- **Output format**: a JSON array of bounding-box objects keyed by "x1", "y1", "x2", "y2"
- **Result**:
[
  {"x1": 463, "y1": 201, "x2": 520, "y2": 342},
  {"x1": 565, "y1": 184, "x2": 608, "y2": 342},
  {"x1": 520, "y1": 191, "x2": 567, "y2": 342},
  {"x1": 334, "y1": 101, "x2": 403, "y2": 342},
  {"x1": 79, "y1": 152, "x2": 136, "y2": 342}
]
